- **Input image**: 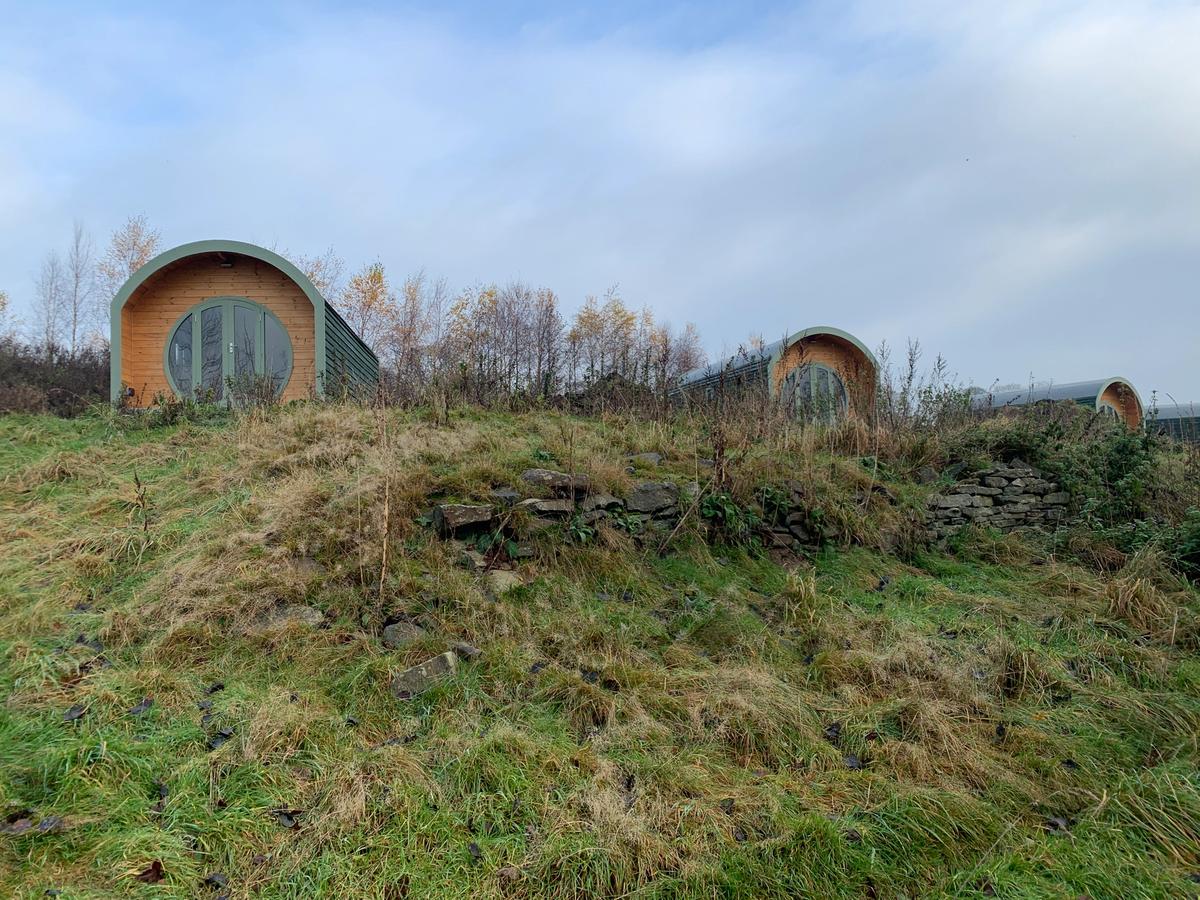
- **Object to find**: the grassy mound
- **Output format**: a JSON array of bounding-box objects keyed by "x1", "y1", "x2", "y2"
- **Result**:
[{"x1": 0, "y1": 404, "x2": 1197, "y2": 898}]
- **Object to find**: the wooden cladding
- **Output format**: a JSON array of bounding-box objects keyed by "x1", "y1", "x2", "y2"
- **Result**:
[
  {"x1": 120, "y1": 253, "x2": 316, "y2": 406},
  {"x1": 772, "y1": 333, "x2": 877, "y2": 418}
]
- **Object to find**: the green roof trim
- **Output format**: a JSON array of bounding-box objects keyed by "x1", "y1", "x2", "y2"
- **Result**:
[{"x1": 109, "y1": 239, "x2": 378, "y2": 403}]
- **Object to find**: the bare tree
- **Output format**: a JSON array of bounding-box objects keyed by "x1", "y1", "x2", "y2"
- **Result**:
[
  {"x1": 293, "y1": 247, "x2": 346, "y2": 301},
  {"x1": 96, "y1": 215, "x2": 161, "y2": 324},
  {"x1": 64, "y1": 221, "x2": 94, "y2": 355},
  {"x1": 340, "y1": 261, "x2": 397, "y2": 353},
  {"x1": 33, "y1": 251, "x2": 66, "y2": 358}
]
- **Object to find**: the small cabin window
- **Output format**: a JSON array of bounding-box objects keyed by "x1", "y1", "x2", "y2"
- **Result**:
[{"x1": 165, "y1": 298, "x2": 293, "y2": 400}]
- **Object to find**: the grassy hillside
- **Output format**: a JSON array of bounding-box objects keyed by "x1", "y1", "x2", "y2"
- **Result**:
[{"x1": 0, "y1": 404, "x2": 1197, "y2": 898}]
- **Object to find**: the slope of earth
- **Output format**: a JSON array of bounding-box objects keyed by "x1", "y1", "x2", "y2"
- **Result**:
[{"x1": 0, "y1": 404, "x2": 1197, "y2": 899}]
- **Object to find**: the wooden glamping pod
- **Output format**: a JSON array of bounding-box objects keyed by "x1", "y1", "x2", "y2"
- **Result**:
[
  {"x1": 677, "y1": 326, "x2": 877, "y2": 421},
  {"x1": 971, "y1": 378, "x2": 1144, "y2": 430},
  {"x1": 110, "y1": 240, "x2": 379, "y2": 406}
]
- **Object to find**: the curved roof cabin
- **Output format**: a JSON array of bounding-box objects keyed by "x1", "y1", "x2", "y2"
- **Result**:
[
  {"x1": 971, "y1": 377, "x2": 1143, "y2": 430},
  {"x1": 110, "y1": 240, "x2": 379, "y2": 406},
  {"x1": 1148, "y1": 402, "x2": 1200, "y2": 442},
  {"x1": 678, "y1": 326, "x2": 878, "y2": 420}
]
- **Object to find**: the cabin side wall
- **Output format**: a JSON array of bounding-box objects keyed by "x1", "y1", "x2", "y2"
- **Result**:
[
  {"x1": 773, "y1": 335, "x2": 877, "y2": 417},
  {"x1": 120, "y1": 255, "x2": 316, "y2": 406},
  {"x1": 1099, "y1": 383, "x2": 1142, "y2": 429}
]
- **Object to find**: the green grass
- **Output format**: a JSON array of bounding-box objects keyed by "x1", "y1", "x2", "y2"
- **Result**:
[{"x1": 0, "y1": 404, "x2": 1197, "y2": 898}]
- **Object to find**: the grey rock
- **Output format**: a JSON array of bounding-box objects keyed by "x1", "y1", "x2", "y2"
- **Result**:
[
  {"x1": 959, "y1": 485, "x2": 1003, "y2": 496},
  {"x1": 972, "y1": 495, "x2": 995, "y2": 507},
  {"x1": 520, "y1": 469, "x2": 590, "y2": 497},
  {"x1": 1043, "y1": 492, "x2": 1069, "y2": 505},
  {"x1": 628, "y1": 452, "x2": 663, "y2": 467},
  {"x1": 485, "y1": 569, "x2": 522, "y2": 595},
  {"x1": 433, "y1": 504, "x2": 493, "y2": 535},
  {"x1": 258, "y1": 604, "x2": 324, "y2": 628},
  {"x1": 933, "y1": 494, "x2": 974, "y2": 509},
  {"x1": 627, "y1": 481, "x2": 680, "y2": 514},
  {"x1": 451, "y1": 641, "x2": 482, "y2": 660},
  {"x1": 982, "y1": 476, "x2": 1008, "y2": 488},
  {"x1": 765, "y1": 531, "x2": 794, "y2": 549},
  {"x1": 459, "y1": 548, "x2": 488, "y2": 572},
  {"x1": 391, "y1": 651, "x2": 457, "y2": 699},
  {"x1": 382, "y1": 620, "x2": 425, "y2": 649},
  {"x1": 516, "y1": 498, "x2": 574, "y2": 516},
  {"x1": 915, "y1": 465, "x2": 940, "y2": 485},
  {"x1": 580, "y1": 493, "x2": 623, "y2": 513},
  {"x1": 489, "y1": 487, "x2": 520, "y2": 507}
]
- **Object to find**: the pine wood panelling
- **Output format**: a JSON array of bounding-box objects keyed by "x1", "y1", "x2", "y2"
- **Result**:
[
  {"x1": 1099, "y1": 382, "x2": 1143, "y2": 428},
  {"x1": 121, "y1": 253, "x2": 315, "y2": 406},
  {"x1": 773, "y1": 334, "x2": 876, "y2": 417}
]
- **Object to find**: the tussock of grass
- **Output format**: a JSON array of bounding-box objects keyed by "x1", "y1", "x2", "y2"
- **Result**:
[{"x1": 0, "y1": 404, "x2": 1197, "y2": 897}]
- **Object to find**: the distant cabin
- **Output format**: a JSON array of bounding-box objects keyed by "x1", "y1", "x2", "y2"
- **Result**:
[
  {"x1": 110, "y1": 240, "x2": 378, "y2": 407},
  {"x1": 971, "y1": 378, "x2": 1143, "y2": 430},
  {"x1": 1149, "y1": 403, "x2": 1200, "y2": 442},
  {"x1": 677, "y1": 326, "x2": 878, "y2": 421}
]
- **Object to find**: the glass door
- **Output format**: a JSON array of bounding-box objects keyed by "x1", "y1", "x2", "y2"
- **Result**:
[{"x1": 166, "y1": 298, "x2": 292, "y2": 402}]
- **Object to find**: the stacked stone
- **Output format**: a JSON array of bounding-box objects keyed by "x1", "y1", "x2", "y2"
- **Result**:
[
  {"x1": 763, "y1": 479, "x2": 821, "y2": 551},
  {"x1": 431, "y1": 465, "x2": 698, "y2": 538},
  {"x1": 927, "y1": 462, "x2": 1069, "y2": 537}
]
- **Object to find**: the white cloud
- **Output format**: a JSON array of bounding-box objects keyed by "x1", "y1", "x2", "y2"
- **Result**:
[{"x1": 1, "y1": 1, "x2": 1198, "y2": 396}]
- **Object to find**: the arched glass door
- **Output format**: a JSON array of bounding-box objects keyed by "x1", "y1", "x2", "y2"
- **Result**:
[
  {"x1": 165, "y1": 298, "x2": 292, "y2": 401},
  {"x1": 783, "y1": 362, "x2": 848, "y2": 422}
]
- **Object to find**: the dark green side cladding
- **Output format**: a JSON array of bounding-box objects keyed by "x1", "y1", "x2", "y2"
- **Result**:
[{"x1": 323, "y1": 302, "x2": 380, "y2": 397}]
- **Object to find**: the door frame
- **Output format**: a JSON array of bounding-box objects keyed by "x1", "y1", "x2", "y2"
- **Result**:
[{"x1": 163, "y1": 296, "x2": 293, "y2": 400}]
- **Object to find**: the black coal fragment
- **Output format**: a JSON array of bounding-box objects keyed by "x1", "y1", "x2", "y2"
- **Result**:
[
  {"x1": 208, "y1": 727, "x2": 234, "y2": 751},
  {"x1": 136, "y1": 860, "x2": 165, "y2": 883},
  {"x1": 129, "y1": 697, "x2": 154, "y2": 716},
  {"x1": 203, "y1": 871, "x2": 229, "y2": 890},
  {"x1": 1044, "y1": 815, "x2": 1070, "y2": 833},
  {"x1": 271, "y1": 808, "x2": 302, "y2": 829}
]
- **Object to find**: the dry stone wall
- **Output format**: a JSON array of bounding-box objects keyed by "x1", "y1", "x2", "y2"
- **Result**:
[{"x1": 927, "y1": 462, "x2": 1070, "y2": 538}]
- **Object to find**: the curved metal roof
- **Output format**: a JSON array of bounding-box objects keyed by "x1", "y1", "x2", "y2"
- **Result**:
[
  {"x1": 678, "y1": 325, "x2": 878, "y2": 390},
  {"x1": 110, "y1": 239, "x2": 327, "y2": 321},
  {"x1": 1150, "y1": 402, "x2": 1200, "y2": 422},
  {"x1": 970, "y1": 377, "x2": 1143, "y2": 415}
]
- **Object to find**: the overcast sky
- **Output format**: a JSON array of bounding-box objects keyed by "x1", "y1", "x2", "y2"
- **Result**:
[{"x1": 2, "y1": 0, "x2": 1198, "y2": 399}]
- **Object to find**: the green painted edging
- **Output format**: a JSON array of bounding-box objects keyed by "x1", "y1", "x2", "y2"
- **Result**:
[
  {"x1": 160, "y1": 297, "x2": 294, "y2": 400},
  {"x1": 110, "y1": 239, "x2": 336, "y2": 403},
  {"x1": 764, "y1": 325, "x2": 879, "y2": 400}
]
